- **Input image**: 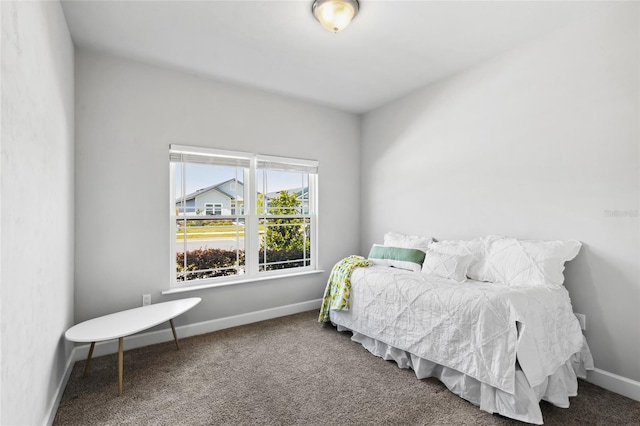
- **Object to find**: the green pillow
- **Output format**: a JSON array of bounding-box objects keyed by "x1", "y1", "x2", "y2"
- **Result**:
[{"x1": 368, "y1": 244, "x2": 426, "y2": 272}]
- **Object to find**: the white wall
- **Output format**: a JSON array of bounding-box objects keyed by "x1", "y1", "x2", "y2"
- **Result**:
[
  {"x1": 0, "y1": 1, "x2": 75, "y2": 424},
  {"x1": 74, "y1": 50, "x2": 360, "y2": 326},
  {"x1": 360, "y1": 3, "x2": 639, "y2": 382}
]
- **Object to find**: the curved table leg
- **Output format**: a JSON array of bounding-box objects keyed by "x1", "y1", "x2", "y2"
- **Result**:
[
  {"x1": 118, "y1": 337, "x2": 123, "y2": 396},
  {"x1": 170, "y1": 319, "x2": 180, "y2": 350},
  {"x1": 83, "y1": 342, "x2": 96, "y2": 378}
]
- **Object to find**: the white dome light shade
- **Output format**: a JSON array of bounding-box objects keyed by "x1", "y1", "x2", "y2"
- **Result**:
[{"x1": 312, "y1": 0, "x2": 359, "y2": 33}]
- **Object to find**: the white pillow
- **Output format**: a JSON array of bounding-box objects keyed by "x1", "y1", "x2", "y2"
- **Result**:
[
  {"x1": 478, "y1": 235, "x2": 581, "y2": 288},
  {"x1": 383, "y1": 232, "x2": 433, "y2": 253},
  {"x1": 421, "y1": 250, "x2": 475, "y2": 283},
  {"x1": 368, "y1": 244, "x2": 426, "y2": 272},
  {"x1": 428, "y1": 238, "x2": 484, "y2": 279}
]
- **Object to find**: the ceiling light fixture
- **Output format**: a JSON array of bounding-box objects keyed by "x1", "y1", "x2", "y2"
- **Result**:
[{"x1": 312, "y1": 0, "x2": 359, "y2": 33}]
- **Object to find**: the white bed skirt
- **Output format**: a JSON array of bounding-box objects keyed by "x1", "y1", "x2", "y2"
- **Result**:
[{"x1": 335, "y1": 324, "x2": 594, "y2": 425}]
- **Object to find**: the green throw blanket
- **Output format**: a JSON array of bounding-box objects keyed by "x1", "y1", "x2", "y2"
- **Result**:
[{"x1": 318, "y1": 255, "x2": 371, "y2": 323}]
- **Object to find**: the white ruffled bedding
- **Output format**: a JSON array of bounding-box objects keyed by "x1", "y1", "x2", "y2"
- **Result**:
[
  {"x1": 329, "y1": 266, "x2": 593, "y2": 423},
  {"x1": 339, "y1": 327, "x2": 592, "y2": 424}
]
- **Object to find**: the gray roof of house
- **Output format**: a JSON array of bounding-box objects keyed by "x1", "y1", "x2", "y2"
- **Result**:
[
  {"x1": 177, "y1": 179, "x2": 308, "y2": 204},
  {"x1": 177, "y1": 178, "x2": 243, "y2": 202},
  {"x1": 265, "y1": 186, "x2": 309, "y2": 199}
]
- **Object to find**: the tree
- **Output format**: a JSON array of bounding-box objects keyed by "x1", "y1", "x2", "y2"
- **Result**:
[
  {"x1": 264, "y1": 190, "x2": 308, "y2": 252},
  {"x1": 257, "y1": 192, "x2": 265, "y2": 215}
]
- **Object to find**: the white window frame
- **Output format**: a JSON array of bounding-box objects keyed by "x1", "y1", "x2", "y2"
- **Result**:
[{"x1": 169, "y1": 144, "x2": 318, "y2": 289}]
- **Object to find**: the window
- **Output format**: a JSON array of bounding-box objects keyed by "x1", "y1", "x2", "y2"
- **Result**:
[
  {"x1": 257, "y1": 157, "x2": 313, "y2": 272},
  {"x1": 170, "y1": 145, "x2": 318, "y2": 287}
]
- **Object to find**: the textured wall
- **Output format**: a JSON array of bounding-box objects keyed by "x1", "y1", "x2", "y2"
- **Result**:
[
  {"x1": 360, "y1": 3, "x2": 639, "y2": 382},
  {"x1": 0, "y1": 1, "x2": 75, "y2": 424}
]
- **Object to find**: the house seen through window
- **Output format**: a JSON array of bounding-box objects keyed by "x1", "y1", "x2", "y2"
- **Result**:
[{"x1": 170, "y1": 145, "x2": 318, "y2": 286}]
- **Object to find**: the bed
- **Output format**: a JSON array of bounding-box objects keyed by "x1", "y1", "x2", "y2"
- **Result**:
[{"x1": 325, "y1": 234, "x2": 594, "y2": 424}]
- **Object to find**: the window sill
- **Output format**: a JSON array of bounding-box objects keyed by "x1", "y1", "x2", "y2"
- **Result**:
[{"x1": 162, "y1": 269, "x2": 326, "y2": 295}]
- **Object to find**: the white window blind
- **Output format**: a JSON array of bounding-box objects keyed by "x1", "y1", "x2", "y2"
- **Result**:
[
  {"x1": 170, "y1": 145, "x2": 251, "y2": 168},
  {"x1": 257, "y1": 155, "x2": 318, "y2": 174}
]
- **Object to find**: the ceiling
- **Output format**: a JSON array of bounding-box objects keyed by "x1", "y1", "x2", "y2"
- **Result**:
[{"x1": 61, "y1": 0, "x2": 607, "y2": 114}]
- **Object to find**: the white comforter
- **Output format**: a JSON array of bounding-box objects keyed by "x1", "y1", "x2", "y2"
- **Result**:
[{"x1": 329, "y1": 266, "x2": 584, "y2": 395}]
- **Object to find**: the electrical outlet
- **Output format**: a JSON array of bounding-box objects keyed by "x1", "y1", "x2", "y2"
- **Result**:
[
  {"x1": 142, "y1": 294, "x2": 151, "y2": 306},
  {"x1": 575, "y1": 313, "x2": 586, "y2": 330}
]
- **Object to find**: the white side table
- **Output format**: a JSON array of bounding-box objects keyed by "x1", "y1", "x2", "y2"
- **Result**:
[{"x1": 65, "y1": 297, "x2": 201, "y2": 395}]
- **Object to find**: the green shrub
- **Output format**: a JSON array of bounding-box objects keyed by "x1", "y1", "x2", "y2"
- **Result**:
[
  {"x1": 186, "y1": 220, "x2": 205, "y2": 227},
  {"x1": 258, "y1": 248, "x2": 311, "y2": 270},
  {"x1": 176, "y1": 247, "x2": 311, "y2": 280},
  {"x1": 176, "y1": 248, "x2": 244, "y2": 281}
]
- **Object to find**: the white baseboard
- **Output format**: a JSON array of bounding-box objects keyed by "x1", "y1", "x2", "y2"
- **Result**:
[
  {"x1": 73, "y1": 298, "x2": 322, "y2": 361},
  {"x1": 43, "y1": 347, "x2": 78, "y2": 426},
  {"x1": 586, "y1": 368, "x2": 640, "y2": 402}
]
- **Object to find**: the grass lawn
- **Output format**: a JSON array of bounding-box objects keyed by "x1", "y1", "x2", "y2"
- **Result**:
[{"x1": 176, "y1": 225, "x2": 264, "y2": 240}]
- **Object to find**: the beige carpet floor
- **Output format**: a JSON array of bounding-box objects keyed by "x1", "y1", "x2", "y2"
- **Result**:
[{"x1": 54, "y1": 310, "x2": 640, "y2": 425}]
